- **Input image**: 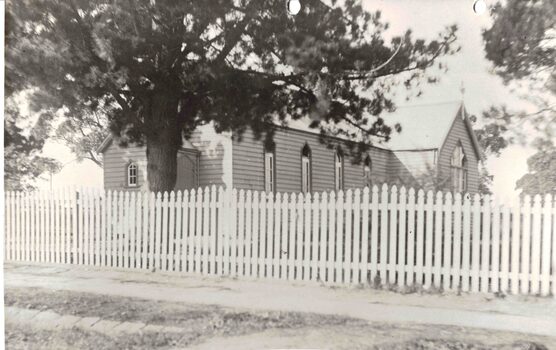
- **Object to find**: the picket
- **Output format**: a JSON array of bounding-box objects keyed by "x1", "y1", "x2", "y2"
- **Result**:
[
  {"x1": 480, "y1": 195, "x2": 491, "y2": 293},
  {"x1": 452, "y1": 193, "x2": 462, "y2": 290},
  {"x1": 4, "y1": 186, "x2": 555, "y2": 297},
  {"x1": 471, "y1": 193, "x2": 481, "y2": 293},
  {"x1": 237, "y1": 190, "x2": 245, "y2": 277},
  {"x1": 491, "y1": 198, "x2": 501, "y2": 293},
  {"x1": 210, "y1": 186, "x2": 218, "y2": 275},
  {"x1": 267, "y1": 191, "x2": 274, "y2": 279},
  {"x1": 335, "y1": 192, "x2": 344, "y2": 283},
  {"x1": 252, "y1": 191, "x2": 260, "y2": 278},
  {"x1": 433, "y1": 191, "x2": 443, "y2": 289},
  {"x1": 202, "y1": 187, "x2": 211, "y2": 275},
  {"x1": 353, "y1": 189, "x2": 362, "y2": 284},
  {"x1": 540, "y1": 194, "x2": 552, "y2": 296},
  {"x1": 344, "y1": 190, "x2": 353, "y2": 284},
  {"x1": 521, "y1": 195, "x2": 532, "y2": 294},
  {"x1": 305, "y1": 192, "x2": 313, "y2": 282},
  {"x1": 500, "y1": 203, "x2": 511, "y2": 293},
  {"x1": 289, "y1": 193, "x2": 298, "y2": 281},
  {"x1": 443, "y1": 192, "x2": 453, "y2": 291},
  {"x1": 181, "y1": 191, "x2": 191, "y2": 272},
  {"x1": 244, "y1": 189, "x2": 252, "y2": 277},
  {"x1": 281, "y1": 192, "x2": 289, "y2": 280},
  {"x1": 530, "y1": 195, "x2": 542, "y2": 294},
  {"x1": 511, "y1": 197, "x2": 521, "y2": 294},
  {"x1": 379, "y1": 185, "x2": 388, "y2": 283},
  {"x1": 370, "y1": 186, "x2": 379, "y2": 283},
  {"x1": 259, "y1": 192, "x2": 267, "y2": 278},
  {"x1": 195, "y1": 190, "x2": 203, "y2": 274},
  {"x1": 406, "y1": 188, "x2": 416, "y2": 286},
  {"x1": 230, "y1": 189, "x2": 238, "y2": 277},
  {"x1": 327, "y1": 192, "x2": 336, "y2": 283},
  {"x1": 187, "y1": 190, "x2": 196, "y2": 273},
  {"x1": 361, "y1": 188, "x2": 370, "y2": 285},
  {"x1": 424, "y1": 191, "x2": 434, "y2": 289},
  {"x1": 311, "y1": 192, "x2": 320, "y2": 282},
  {"x1": 388, "y1": 186, "x2": 397, "y2": 285}
]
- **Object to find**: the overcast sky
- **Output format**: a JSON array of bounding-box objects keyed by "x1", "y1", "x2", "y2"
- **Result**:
[{"x1": 37, "y1": 0, "x2": 538, "y2": 201}]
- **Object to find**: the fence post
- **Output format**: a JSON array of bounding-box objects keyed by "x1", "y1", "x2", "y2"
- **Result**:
[{"x1": 343, "y1": 190, "x2": 352, "y2": 284}]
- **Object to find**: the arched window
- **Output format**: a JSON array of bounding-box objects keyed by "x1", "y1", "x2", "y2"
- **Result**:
[
  {"x1": 363, "y1": 155, "x2": 372, "y2": 185},
  {"x1": 127, "y1": 162, "x2": 138, "y2": 187},
  {"x1": 334, "y1": 149, "x2": 344, "y2": 191},
  {"x1": 301, "y1": 143, "x2": 312, "y2": 193},
  {"x1": 264, "y1": 142, "x2": 276, "y2": 193},
  {"x1": 451, "y1": 144, "x2": 467, "y2": 193}
]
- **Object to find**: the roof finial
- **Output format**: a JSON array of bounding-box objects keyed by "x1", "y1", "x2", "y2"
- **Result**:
[{"x1": 459, "y1": 80, "x2": 465, "y2": 101}]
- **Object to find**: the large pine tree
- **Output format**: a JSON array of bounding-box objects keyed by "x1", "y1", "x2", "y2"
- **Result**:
[{"x1": 6, "y1": 0, "x2": 458, "y2": 191}]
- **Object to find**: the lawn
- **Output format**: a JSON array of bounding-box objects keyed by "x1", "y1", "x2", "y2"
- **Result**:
[{"x1": 5, "y1": 287, "x2": 554, "y2": 350}]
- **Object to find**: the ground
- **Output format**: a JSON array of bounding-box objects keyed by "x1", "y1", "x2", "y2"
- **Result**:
[{"x1": 4, "y1": 263, "x2": 556, "y2": 349}]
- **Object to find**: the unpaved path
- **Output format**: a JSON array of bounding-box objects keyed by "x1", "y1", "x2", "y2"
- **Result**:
[{"x1": 5, "y1": 262, "x2": 556, "y2": 338}]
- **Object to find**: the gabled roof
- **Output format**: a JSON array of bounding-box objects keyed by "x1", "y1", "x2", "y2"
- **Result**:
[
  {"x1": 95, "y1": 134, "x2": 198, "y2": 154},
  {"x1": 381, "y1": 101, "x2": 482, "y2": 159}
]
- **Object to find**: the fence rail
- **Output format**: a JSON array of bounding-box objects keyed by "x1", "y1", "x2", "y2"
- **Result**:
[{"x1": 4, "y1": 185, "x2": 556, "y2": 296}]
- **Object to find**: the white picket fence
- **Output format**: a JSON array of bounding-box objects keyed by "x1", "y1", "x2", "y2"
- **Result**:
[{"x1": 4, "y1": 185, "x2": 556, "y2": 296}]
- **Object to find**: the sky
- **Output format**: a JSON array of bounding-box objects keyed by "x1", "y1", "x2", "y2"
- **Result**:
[{"x1": 35, "y1": 0, "x2": 539, "y2": 201}]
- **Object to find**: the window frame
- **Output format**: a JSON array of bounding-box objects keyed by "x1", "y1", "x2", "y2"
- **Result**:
[
  {"x1": 301, "y1": 144, "x2": 312, "y2": 193},
  {"x1": 450, "y1": 143, "x2": 468, "y2": 193},
  {"x1": 334, "y1": 149, "x2": 344, "y2": 191},
  {"x1": 363, "y1": 155, "x2": 372, "y2": 185},
  {"x1": 127, "y1": 162, "x2": 138, "y2": 187},
  {"x1": 264, "y1": 150, "x2": 276, "y2": 193}
]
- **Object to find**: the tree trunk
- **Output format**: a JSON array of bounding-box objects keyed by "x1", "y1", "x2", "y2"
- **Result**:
[{"x1": 145, "y1": 93, "x2": 182, "y2": 193}]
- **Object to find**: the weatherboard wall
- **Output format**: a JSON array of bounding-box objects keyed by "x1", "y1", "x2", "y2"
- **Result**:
[
  {"x1": 231, "y1": 127, "x2": 391, "y2": 193},
  {"x1": 438, "y1": 115, "x2": 480, "y2": 193}
]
